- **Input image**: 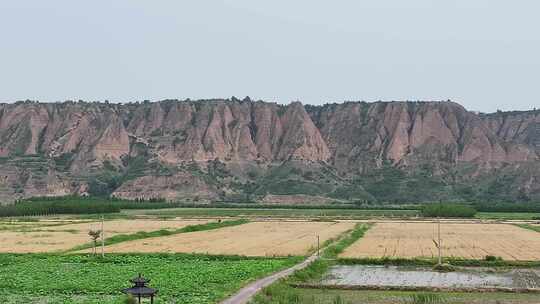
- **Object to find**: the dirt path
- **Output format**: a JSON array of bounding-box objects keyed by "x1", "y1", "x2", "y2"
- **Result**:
[{"x1": 220, "y1": 253, "x2": 319, "y2": 304}]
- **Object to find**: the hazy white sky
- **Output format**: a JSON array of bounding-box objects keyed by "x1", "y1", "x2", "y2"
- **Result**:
[{"x1": 1, "y1": 0, "x2": 539, "y2": 112}]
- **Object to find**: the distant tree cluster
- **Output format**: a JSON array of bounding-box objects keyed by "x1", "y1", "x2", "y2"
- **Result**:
[
  {"x1": 0, "y1": 196, "x2": 171, "y2": 217},
  {"x1": 421, "y1": 203, "x2": 477, "y2": 218}
]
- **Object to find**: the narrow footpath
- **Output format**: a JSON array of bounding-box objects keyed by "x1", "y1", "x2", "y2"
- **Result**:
[{"x1": 220, "y1": 253, "x2": 320, "y2": 304}]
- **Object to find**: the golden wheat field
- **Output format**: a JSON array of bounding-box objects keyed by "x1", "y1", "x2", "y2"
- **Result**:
[
  {"x1": 0, "y1": 219, "x2": 208, "y2": 253},
  {"x1": 89, "y1": 221, "x2": 355, "y2": 256},
  {"x1": 340, "y1": 222, "x2": 540, "y2": 261}
]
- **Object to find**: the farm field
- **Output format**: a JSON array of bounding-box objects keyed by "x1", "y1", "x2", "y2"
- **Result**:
[
  {"x1": 0, "y1": 254, "x2": 300, "y2": 304},
  {"x1": 89, "y1": 221, "x2": 356, "y2": 256},
  {"x1": 340, "y1": 222, "x2": 540, "y2": 260},
  {"x1": 0, "y1": 219, "x2": 209, "y2": 253}
]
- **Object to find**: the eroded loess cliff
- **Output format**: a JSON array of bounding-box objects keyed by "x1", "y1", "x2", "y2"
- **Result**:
[{"x1": 0, "y1": 99, "x2": 538, "y2": 203}]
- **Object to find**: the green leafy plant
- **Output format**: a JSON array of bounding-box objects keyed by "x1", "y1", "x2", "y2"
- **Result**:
[
  {"x1": 408, "y1": 292, "x2": 444, "y2": 304},
  {"x1": 0, "y1": 253, "x2": 299, "y2": 303},
  {"x1": 123, "y1": 295, "x2": 137, "y2": 304},
  {"x1": 484, "y1": 255, "x2": 503, "y2": 262}
]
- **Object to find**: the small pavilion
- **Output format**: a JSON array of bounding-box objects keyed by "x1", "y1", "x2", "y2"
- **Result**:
[{"x1": 122, "y1": 273, "x2": 158, "y2": 304}]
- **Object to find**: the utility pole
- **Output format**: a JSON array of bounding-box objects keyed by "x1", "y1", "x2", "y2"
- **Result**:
[
  {"x1": 437, "y1": 200, "x2": 442, "y2": 265},
  {"x1": 437, "y1": 218, "x2": 442, "y2": 265},
  {"x1": 317, "y1": 235, "x2": 320, "y2": 256},
  {"x1": 101, "y1": 215, "x2": 105, "y2": 258}
]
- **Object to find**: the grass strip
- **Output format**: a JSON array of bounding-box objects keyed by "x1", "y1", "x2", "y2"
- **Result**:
[
  {"x1": 515, "y1": 223, "x2": 540, "y2": 233},
  {"x1": 336, "y1": 257, "x2": 540, "y2": 268},
  {"x1": 324, "y1": 223, "x2": 371, "y2": 259},
  {"x1": 67, "y1": 219, "x2": 249, "y2": 252}
]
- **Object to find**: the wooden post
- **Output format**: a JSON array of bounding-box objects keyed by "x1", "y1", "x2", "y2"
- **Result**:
[
  {"x1": 101, "y1": 215, "x2": 105, "y2": 258},
  {"x1": 317, "y1": 235, "x2": 320, "y2": 256},
  {"x1": 437, "y1": 200, "x2": 442, "y2": 265},
  {"x1": 437, "y1": 218, "x2": 442, "y2": 265}
]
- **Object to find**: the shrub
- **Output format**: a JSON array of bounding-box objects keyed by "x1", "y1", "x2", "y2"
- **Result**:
[
  {"x1": 332, "y1": 295, "x2": 348, "y2": 304},
  {"x1": 409, "y1": 293, "x2": 444, "y2": 304},
  {"x1": 484, "y1": 255, "x2": 503, "y2": 262},
  {"x1": 432, "y1": 263, "x2": 455, "y2": 272},
  {"x1": 124, "y1": 295, "x2": 137, "y2": 304},
  {"x1": 421, "y1": 204, "x2": 476, "y2": 218}
]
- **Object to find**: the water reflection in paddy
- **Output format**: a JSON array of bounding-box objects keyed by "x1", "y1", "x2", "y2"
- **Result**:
[{"x1": 322, "y1": 265, "x2": 540, "y2": 290}]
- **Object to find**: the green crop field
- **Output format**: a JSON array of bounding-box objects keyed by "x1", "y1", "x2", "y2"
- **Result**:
[{"x1": 0, "y1": 254, "x2": 300, "y2": 304}]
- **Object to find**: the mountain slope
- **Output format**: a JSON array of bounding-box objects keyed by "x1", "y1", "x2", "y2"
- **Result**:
[{"x1": 0, "y1": 99, "x2": 538, "y2": 203}]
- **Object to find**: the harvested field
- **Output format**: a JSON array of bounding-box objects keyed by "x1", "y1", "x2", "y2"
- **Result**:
[
  {"x1": 46, "y1": 218, "x2": 208, "y2": 234},
  {"x1": 340, "y1": 222, "x2": 540, "y2": 261},
  {"x1": 0, "y1": 219, "x2": 208, "y2": 253},
  {"x1": 92, "y1": 221, "x2": 355, "y2": 256}
]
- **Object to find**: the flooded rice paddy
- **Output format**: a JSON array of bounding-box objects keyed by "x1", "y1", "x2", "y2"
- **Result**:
[{"x1": 321, "y1": 265, "x2": 540, "y2": 291}]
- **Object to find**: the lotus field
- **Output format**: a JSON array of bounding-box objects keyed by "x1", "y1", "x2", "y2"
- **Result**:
[{"x1": 0, "y1": 254, "x2": 300, "y2": 304}]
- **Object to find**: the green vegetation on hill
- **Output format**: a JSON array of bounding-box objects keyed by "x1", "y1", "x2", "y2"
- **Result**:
[
  {"x1": 152, "y1": 159, "x2": 540, "y2": 204},
  {"x1": 87, "y1": 154, "x2": 154, "y2": 197},
  {"x1": 53, "y1": 152, "x2": 75, "y2": 172},
  {"x1": 352, "y1": 163, "x2": 456, "y2": 204},
  {"x1": 10, "y1": 124, "x2": 32, "y2": 156},
  {"x1": 251, "y1": 163, "x2": 334, "y2": 196},
  {"x1": 245, "y1": 162, "x2": 374, "y2": 202},
  {"x1": 5, "y1": 151, "x2": 540, "y2": 204}
]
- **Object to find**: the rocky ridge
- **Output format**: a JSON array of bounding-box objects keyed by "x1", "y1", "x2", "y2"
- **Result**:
[{"x1": 0, "y1": 99, "x2": 538, "y2": 203}]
